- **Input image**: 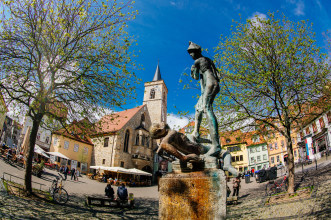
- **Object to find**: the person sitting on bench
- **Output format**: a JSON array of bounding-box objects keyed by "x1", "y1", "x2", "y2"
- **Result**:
[
  {"x1": 117, "y1": 183, "x2": 128, "y2": 203},
  {"x1": 105, "y1": 183, "x2": 114, "y2": 200}
]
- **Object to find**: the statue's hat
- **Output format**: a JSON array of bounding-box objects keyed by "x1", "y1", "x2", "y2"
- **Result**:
[{"x1": 187, "y1": 41, "x2": 201, "y2": 53}]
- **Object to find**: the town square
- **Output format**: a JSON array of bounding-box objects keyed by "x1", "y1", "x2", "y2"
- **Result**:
[{"x1": 0, "y1": 0, "x2": 330, "y2": 219}]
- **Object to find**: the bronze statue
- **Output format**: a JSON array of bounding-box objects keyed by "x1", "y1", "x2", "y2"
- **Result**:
[
  {"x1": 187, "y1": 41, "x2": 221, "y2": 156},
  {"x1": 150, "y1": 123, "x2": 238, "y2": 176}
]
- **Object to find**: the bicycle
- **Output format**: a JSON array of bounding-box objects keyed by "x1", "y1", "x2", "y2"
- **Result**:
[
  {"x1": 265, "y1": 175, "x2": 288, "y2": 196},
  {"x1": 49, "y1": 173, "x2": 69, "y2": 204}
]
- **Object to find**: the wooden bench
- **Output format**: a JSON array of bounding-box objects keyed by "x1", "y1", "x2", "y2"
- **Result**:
[{"x1": 86, "y1": 196, "x2": 116, "y2": 207}]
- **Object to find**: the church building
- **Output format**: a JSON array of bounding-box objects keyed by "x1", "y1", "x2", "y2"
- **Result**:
[{"x1": 90, "y1": 64, "x2": 168, "y2": 174}]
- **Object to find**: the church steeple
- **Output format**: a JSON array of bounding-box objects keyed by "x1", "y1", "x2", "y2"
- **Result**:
[{"x1": 152, "y1": 62, "x2": 162, "y2": 81}]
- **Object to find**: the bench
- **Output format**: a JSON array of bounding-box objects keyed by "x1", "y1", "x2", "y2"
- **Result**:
[{"x1": 86, "y1": 196, "x2": 116, "y2": 207}]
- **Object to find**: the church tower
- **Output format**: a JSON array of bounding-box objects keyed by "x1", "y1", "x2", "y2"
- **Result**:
[{"x1": 143, "y1": 63, "x2": 168, "y2": 124}]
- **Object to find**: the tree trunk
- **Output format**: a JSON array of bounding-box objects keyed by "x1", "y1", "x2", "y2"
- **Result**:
[
  {"x1": 285, "y1": 131, "x2": 295, "y2": 194},
  {"x1": 24, "y1": 114, "x2": 43, "y2": 195}
]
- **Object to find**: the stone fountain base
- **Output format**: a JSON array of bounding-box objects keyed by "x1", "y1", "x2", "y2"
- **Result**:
[{"x1": 159, "y1": 168, "x2": 226, "y2": 220}]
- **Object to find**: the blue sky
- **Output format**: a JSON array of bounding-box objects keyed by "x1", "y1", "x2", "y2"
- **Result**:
[{"x1": 121, "y1": 0, "x2": 330, "y2": 128}]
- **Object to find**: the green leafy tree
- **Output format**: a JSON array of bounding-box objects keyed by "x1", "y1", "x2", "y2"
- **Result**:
[
  {"x1": 214, "y1": 12, "x2": 330, "y2": 193},
  {"x1": 0, "y1": 0, "x2": 138, "y2": 194}
]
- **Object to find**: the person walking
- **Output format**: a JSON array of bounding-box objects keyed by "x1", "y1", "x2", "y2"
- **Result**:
[
  {"x1": 75, "y1": 170, "x2": 79, "y2": 181},
  {"x1": 63, "y1": 166, "x2": 69, "y2": 180},
  {"x1": 71, "y1": 167, "x2": 76, "y2": 180},
  {"x1": 232, "y1": 175, "x2": 241, "y2": 197}
]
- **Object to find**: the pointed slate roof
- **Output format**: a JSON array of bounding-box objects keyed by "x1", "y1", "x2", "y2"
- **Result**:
[{"x1": 152, "y1": 63, "x2": 162, "y2": 81}]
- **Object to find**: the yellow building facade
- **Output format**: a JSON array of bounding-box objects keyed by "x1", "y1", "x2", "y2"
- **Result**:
[
  {"x1": 220, "y1": 130, "x2": 250, "y2": 173},
  {"x1": 50, "y1": 131, "x2": 93, "y2": 174}
]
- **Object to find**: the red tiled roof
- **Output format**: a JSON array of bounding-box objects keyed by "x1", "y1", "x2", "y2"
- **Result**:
[{"x1": 94, "y1": 105, "x2": 145, "y2": 135}]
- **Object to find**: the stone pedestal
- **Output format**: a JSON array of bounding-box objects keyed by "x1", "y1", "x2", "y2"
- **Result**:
[{"x1": 159, "y1": 169, "x2": 226, "y2": 220}]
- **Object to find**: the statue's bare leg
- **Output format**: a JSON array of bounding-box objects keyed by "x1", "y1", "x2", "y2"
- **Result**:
[
  {"x1": 157, "y1": 143, "x2": 199, "y2": 162},
  {"x1": 193, "y1": 109, "x2": 203, "y2": 141},
  {"x1": 222, "y1": 151, "x2": 238, "y2": 177}
]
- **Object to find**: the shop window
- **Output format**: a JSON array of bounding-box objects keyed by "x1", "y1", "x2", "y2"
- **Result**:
[
  {"x1": 102, "y1": 159, "x2": 105, "y2": 164},
  {"x1": 104, "y1": 137, "x2": 109, "y2": 147}
]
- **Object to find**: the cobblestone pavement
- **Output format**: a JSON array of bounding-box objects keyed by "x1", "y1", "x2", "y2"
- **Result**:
[{"x1": 0, "y1": 157, "x2": 330, "y2": 219}]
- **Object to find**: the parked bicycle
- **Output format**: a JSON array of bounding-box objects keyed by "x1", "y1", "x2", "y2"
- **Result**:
[
  {"x1": 49, "y1": 173, "x2": 69, "y2": 204},
  {"x1": 265, "y1": 175, "x2": 288, "y2": 196}
]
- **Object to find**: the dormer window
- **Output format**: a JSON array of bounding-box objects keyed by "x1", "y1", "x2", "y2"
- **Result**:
[
  {"x1": 150, "y1": 89, "x2": 155, "y2": 99},
  {"x1": 226, "y1": 138, "x2": 231, "y2": 143}
]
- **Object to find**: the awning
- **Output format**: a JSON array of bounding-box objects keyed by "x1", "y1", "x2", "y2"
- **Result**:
[
  {"x1": 104, "y1": 166, "x2": 132, "y2": 174},
  {"x1": 46, "y1": 151, "x2": 69, "y2": 160},
  {"x1": 127, "y1": 168, "x2": 152, "y2": 176},
  {"x1": 34, "y1": 145, "x2": 49, "y2": 158}
]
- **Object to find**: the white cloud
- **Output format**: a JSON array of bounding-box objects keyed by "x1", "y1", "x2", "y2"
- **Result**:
[
  {"x1": 287, "y1": 0, "x2": 305, "y2": 16},
  {"x1": 167, "y1": 113, "x2": 190, "y2": 131}
]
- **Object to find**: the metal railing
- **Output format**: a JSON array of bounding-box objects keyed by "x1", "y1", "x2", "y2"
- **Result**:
[{"x1": 2, "y1": 172, "x2": 46, "y2": 191}]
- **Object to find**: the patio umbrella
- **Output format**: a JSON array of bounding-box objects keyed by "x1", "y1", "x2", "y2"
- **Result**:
[
  {"x1": 127, "y1": 168, "x2": 152, "y2": 176},
  {"x1": 34, "y1": 145, "x2": 49, "y2": 158}
]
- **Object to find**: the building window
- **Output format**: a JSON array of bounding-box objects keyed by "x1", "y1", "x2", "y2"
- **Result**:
[
  {"x1": 104, "y1": 137, "x2": 109, "y2": 147},
  {"x1": 37, "y1": 133, "x2": 40, "y2": 140},
  {"x1": 281, "y1": 140, "x2": 285, "y2": 149},
  {"x1": 263, "y1": 154, "x2": 267, "y2": 160},
  {"x1": 141, "y1": 134, "x2": 145, "y2": 146},
  {"x1": 232, "y1": 156, "x2": 236, "y2": 162},
  {"x1": 276, "y1": 155, "x2": 280, "y2": 162},
  {"x1": 84, "y1": 147, "x2": 88, "y2": 155},
  {"x1": 262, "y1": 145, "x2": 267, "y2": 151},
  {"x1": 312, "y1": 122, "x2": 317, "y2": 133},
  {"x1": 256, "y1": 147, "x2": 260, "y2": 152},
  {"x1": 74, "y1": 144, "x2": 79, "y2": 152},
  {"x1": 275, "y1": 143, "x2": 278, "y2": 150},
  {"x1": 271, "y1": 157, "x2": 274, "y2": 164},
  {"x1": 150, "y1": 89, "x2": 155, "y2": 99},
  {"x1": 135, "y1": 134, "x2": 139, "y2": 145},
  {"x1": 252, "y1": 136, "x2": 260, "y2": 143},
  {"x1": 53, "y1": 137, "x2": 58, "y2": 145},
  {"x1": 64, "y1": 141, "x2": 69, "y2": 150},
  {"x1": 251, "y1": 157, "x2": 255, "y2": 163},
  {"x1": 269, "y1": 144, "x2": 273, "y2": 151},
  {"x1": 257, "y1": 156, "x2": 261, "y2": 162},
  {"x1": 250, "y1": 148, "x2": 255, "y2": 153},
  {"x1": 102, "y1": 159, "x2": 105, "y2": 164},
  {"x1": 124, "y1": 130, "x2": 130, "y2": 153},
  {"x1": 319, "y1": 117, "x2": 325, "y2": 129},
  {"x1": 305, "y1": 127, "x2": 310, "y2": 135},
  {"x1": 45, "y1": 136, "x2": 50, "y2": 144},
  {"x1": 141, "y1": 114, "x2": 146, "y2": 127},
  {"x1": 146, "y1": 136, "x2": 149, "y2": 148},
  {"x1": 120, "y1": 161, "x2": 124, "y2": 167},
  {"x1": 240, "y1": 155, "x2": 243, "y2": 161}
]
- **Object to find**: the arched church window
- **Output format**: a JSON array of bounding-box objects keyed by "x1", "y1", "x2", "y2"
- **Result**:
[
  {"x1": 141, "y1": 114, "x2": 146, "y2": 127},
  {"x1": 124, "y1": 130, "x2": 130, "y2": 153},
  {"x1": 146, "y1": 136, "x2": 149, "y2": 148},
  {"x1": 135, "y1": 134, "x2": 139, "y2": 145},
  {"x1": 150, "y1": 89, "x2": 155, "y2": 99},
  {"x1": 142, "y1": 134, "x2": 145, "y2": 146}
]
